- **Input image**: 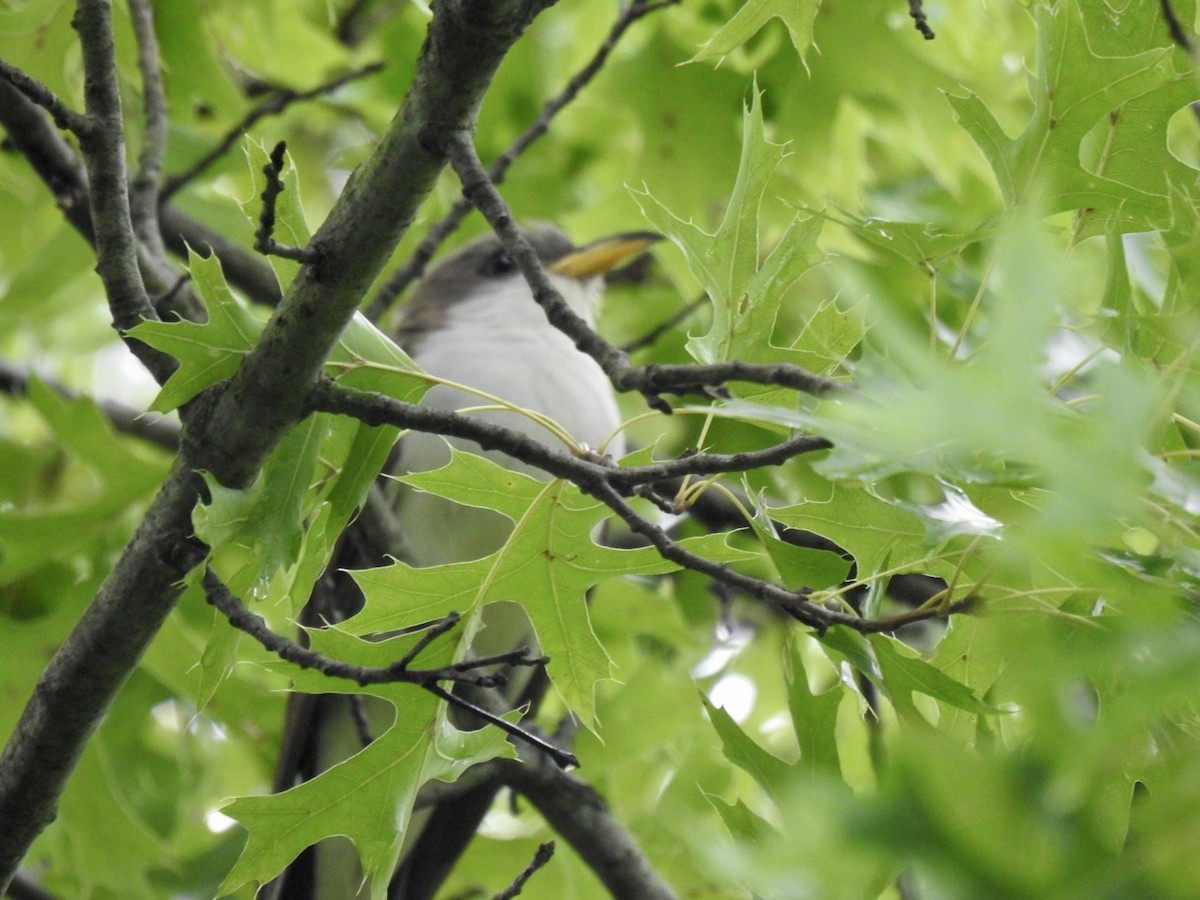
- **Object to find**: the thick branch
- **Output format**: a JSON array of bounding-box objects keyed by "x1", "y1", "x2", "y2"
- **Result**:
[
  {"x1": 0, "y1": 0, "x2": 557, "y2": 886},
  {"x1": 188, "y1": 0, "x2": 556, "y2": 490},
  {"x1": 0, "y1": 465, "x2": 205, "y2": 890},
  {"x1": 497, "y1": 758, "x2": 677, "y2": 900},
  {"x1": 366, "y1": 0, "x2": 676, "y2": 321}
]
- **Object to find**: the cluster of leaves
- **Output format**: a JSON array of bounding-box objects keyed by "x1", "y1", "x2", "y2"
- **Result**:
[{"x1": 3, "y1": 0, "x2": 1200, "y2": 898}]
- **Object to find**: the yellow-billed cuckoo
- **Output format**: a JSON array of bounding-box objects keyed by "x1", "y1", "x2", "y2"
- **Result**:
[{"x1": 267, "y1": 225, "x2": 661, "y2": 900}]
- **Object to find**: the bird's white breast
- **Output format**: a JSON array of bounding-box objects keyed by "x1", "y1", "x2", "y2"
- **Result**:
[{"x1": 397, "y1": 275, "x2": 624, "y2": 565}]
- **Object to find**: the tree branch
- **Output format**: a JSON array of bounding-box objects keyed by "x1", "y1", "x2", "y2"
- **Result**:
[
  {"x1": 160, "y1": 62, "x2": 384, "y2": 201},
  {"x1": 0, "y1": 80, "x2": 94, "y2": 239},
  {"x1": 0, "y1": 465, "x2": 206, "y2": 892},
  {"x1": 201, "y1": 569, "x2": 575, "y2": 767},
  {"x1": 0, "y1": 76, "x2": 281, "y2": 307},
  {"x1": 441, "y1": 131, "x2": 845, "y2": 412},
  {"x1": 0, "y1": 0, "x2": 561, "y2": 887},
  {"x1": 497, "y1": 758, "x2": 677, "y2": 900},
  {"x1": 307, "y1": 378, "x2": 832, "y2": 490},
  {"x1": 621, "y1": 292, "x2": 707, "y2": 354},
  {"x1": 305, "y1": 379, "x2": 968, "y2": 635},
  {"x1": 128, "y1": 0, "x2": 169, "y2": 259},
  {"x1": 1160, "y1": 0, "x2": 1193, "y2": 52},
  {"x1": 908, "y1": 0, "x2": 935, "y2": 40},
  {"x1": 366, "y1": 0, "x2": 677, "y2": 322},
  {"x1": 253, "y1": 141, "x2": 318, "y2": 262},
  {"x1": 492, "y1": 841, "x2": 555, "y2": 899},
  {"x1": 186, "y1": 0, "x2": 557, "y2": 491},
  {"x1": 72, "y1": 0, "x2": 167, "y2": 378},
  {"x1": 0, "y1": 60, "x2": 88, "y2": 135}
]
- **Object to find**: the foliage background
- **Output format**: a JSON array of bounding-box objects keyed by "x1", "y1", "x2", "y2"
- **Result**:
[{"x1": 3, "y1": 0, "x2": 1200, "y2": 897}]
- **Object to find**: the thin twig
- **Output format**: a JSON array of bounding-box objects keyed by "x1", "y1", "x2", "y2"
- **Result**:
[
  {"x1": 493, "y1": 841, "x2": 556, "y2": 900},
  {"x1": 161, "y1": 62, "x2": 384, "y2": 200},
  {"x1": 0, "y1": 75, "x2": 274, "y2": 310},
  {"x1": 908, "y1": 0, "x2": 935, "y2": 39},
  {"x1": 450, "y1": 648, "x2": 548, "y2": 672},
  {"x1": 202, "y1": 568, "x2": 540, "y2": 688},
  {"x1": 395, "y1": 611, "x2": 463, "y2": 668},
  {"x1": 336, "y1": 0, "x2": 391, "y2": 47},
  {"x1": 441, "y1": 131, "x2": 844, "y2": 412},
  {"x1": 128, "y1": 0, "x2": 169, "y2": 258},
  {"x1": 347, "y1": 694, "x2": 376, "y2": 748},
  {"x1": 1160, "y1": 0, "x2": 1194, "y2": 52},
  {"x1": 307, "y1": 380, "x2": 962, "y2": 635},
  {"x1": 0, "y1": 60, "x2": 88, "y2": 135},
  {"x1": 254, "y1": 141, "x2": 318, "y2": 263},
  {"x1": 621, "y1": 293, "x2": 707, "y2": 353},
  {"x1": 365, "y1": 0, "x2": 678, "y2": 321},
  {"x1": 496, "y1": 758, "x2": 677, "y2": 900},
  {"x1": 308, "y1": 379, "x2": 832, "y2": 492},
  {"x1": 591, "y1": 480, "x2": 831, "y2": 630},
  {"x1": 201, "y1": 569, "x2": 569, "y2": 763},
  {"x1": 426, "y1": 685, "x2": 578, "y2": 768}
]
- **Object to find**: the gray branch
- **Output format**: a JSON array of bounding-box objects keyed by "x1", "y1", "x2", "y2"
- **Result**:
[
  {"x1": 0, "y1": 464, "x2": 205, "y2": 891},
  {"x1": 0, "y1": 78, "x2": 280, "y2": 307},
  {"x1": 187, "y1": 0, "x2": 556, "y2": 490},
  {"x1": 72, "y1": 0, "x2": 170, "y2": 378},
  {"x1": 497, "y1": 758, "x2": 678, "y2": 900},
  {"x1": 128, "y1": 0, "x2": 169, "y2": 259}
]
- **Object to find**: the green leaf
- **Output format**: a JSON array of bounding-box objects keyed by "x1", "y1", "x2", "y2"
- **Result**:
[
  {"x1": 786, "y1": 642, "x2": 842, "y2": 779},
  {"x1": 329, "y1": 313, "x2": 429, "y2": 403},
  {"x1": 130, "y1": 249, "x2": 265, "y2": 412},
  {"x1": 768, "y1": 479, "x2": 943, "y2": 582},
  {"x1": 352, "y1": 450, "x2": 751, "y2": 725},
  {"x1": 691, "y1": 0, "x2": 821, "y2": 69},
  {"x1": 701, "y1": 691, "x2": 792, "y2": 796},
  {"x1": 220, "y1": 628, "x2": 513, "y2": 899},
  {"x1": 0, "y1": 380, "x2": 168, "y2": 583},
  {"x1": 707, "y1": 792, "x2": 779, "y2": 843},
  {"x1": 870, "y1": 633, "x2": 996, "y2": 725},
  {"x1": 949, "y1": 0, "x2": 1198, "y2": 232},
  {"x1": 748, "y1": 507, "x2": 851, "y2": 592},
  {"x1": 132, "y1": 249, "x2": 427, "y2": 417},
  {"x1": 634, "y1": 88, "x2": 823, "y2": 366},
  {"x1": 194, "y1": 415, "x2": 324, "y2": 583},
  {"x1": 814, "y1": 626, "x2": 876, "y2": 683}
]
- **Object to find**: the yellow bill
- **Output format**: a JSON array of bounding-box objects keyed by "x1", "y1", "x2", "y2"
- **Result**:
[{"x1": 549, "y1": 231, "x2": 663, "y2": 278}]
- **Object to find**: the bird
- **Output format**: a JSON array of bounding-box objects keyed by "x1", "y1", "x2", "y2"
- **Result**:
[{"x1": 265, "y1": 224, "x2": 661, "y2": 899}]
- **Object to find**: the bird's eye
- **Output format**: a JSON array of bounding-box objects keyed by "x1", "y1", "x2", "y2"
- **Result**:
[{"x1": 479, "y1": 250, "x2": 517, "y2": 277}]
